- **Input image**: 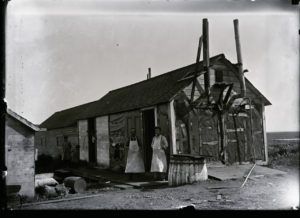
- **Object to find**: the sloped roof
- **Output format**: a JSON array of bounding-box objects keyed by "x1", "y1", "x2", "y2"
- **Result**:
[
  {"x1": 7, "y1": 109, "x2": 42, "y2": 131},
  {"x1": 40, "y1": 54, "x2": 271, "y2": 130}
]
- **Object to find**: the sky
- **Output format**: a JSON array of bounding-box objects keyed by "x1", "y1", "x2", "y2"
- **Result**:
[{"x1": 5, "y1": 0, "x2": 300, "y2": 132}]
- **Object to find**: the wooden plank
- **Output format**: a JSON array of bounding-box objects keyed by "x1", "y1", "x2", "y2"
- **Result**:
[
  {"x1": 243, "y1": 119, "x2": 248, "y2": 161},
  {"x1": 228, "y1": 113, "x2": 248, "y2": 117},
  {"x1": 261, "y1": 104, "x2": 268, "y2": 164},
  {"x1": 226, "y1": 128, "x2": 244, "y2": 133},
  {"x1": 254, "y1": 130, "x2": 262, "y2": 135},
  {"x1": 202, "y1": 141, "x2": 218, "y2": 146},
  {"x1": 169, "y1": 100, "x2": 177, "y2": 155}
]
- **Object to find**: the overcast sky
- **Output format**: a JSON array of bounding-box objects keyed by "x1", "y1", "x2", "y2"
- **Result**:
[{"x1": 5, "y1": 0, "x2": 299, "y2": 132}]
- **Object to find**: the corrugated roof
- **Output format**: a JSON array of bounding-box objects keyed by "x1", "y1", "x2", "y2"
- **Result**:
[{"x1": 40, "y1": 54, "x2": 271, "y2": 130}]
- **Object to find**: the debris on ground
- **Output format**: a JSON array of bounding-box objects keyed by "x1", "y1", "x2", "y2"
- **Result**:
[
  {"x1": 35, "y1": 173, "x2": 54, "y2": 180},
  {"x1": 178, "y1": 204, "x2": 196, "y2": 211},
  {"x1": 35, "y1": 177, "x2": 58, "y2": 188},
  {"x1": 240, "y1": 163, "x2": 256, "y2": 188},
  {"x1": 54, "y1": 184, "x2": 70, "y2": 197}
]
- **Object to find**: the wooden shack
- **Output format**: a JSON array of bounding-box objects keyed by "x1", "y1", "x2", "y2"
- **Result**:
[
  {"x1": 5, "y1": 109, "x2": 40, "y2": 198},
  {"x1": 36, "y1": 53, "x2": 271, "y2": 176}
]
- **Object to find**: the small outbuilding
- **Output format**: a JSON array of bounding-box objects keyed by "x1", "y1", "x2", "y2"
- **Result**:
[{"x1": 5, "y1": 109, "x2": 40, "y2": 198}]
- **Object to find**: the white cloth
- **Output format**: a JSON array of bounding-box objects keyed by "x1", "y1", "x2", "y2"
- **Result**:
[
  {"x1": 125, "y1": 139, "x2": 145, "y2": 173},
  {"x1": 150, "y1": 135, "x2": 168, "y2": 173}
]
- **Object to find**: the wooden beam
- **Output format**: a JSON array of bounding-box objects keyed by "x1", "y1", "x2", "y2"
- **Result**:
[
  {"x1": 190, "y1": 36, "x2": 203, "y2": 102},
  {"x1": 169, "y1": 100, "x2": 177, "y2": 155},
  {"x1": 226, "y1": 128, "x2": 244, "y2": 132},
  {"x1": 261, "y1": 103, "x2": 268, "y2": 164},
  {"x1": 228, "y1": 113, "x2": 248, "y2": 117},
  {"x1": 195, "y1": 79, "x2": 204, "y2": 93},
  {"x1": 243, "y1": 119, "x2": 248, "y2": 161},
  {"x1": 233, "y1": 19, "x2": 246, "y2": 97},
  {"x1": 177, "y1": 72, "x2": 205, "y2": 82},
  {"x1": 232, "y1": 115, "x2": 242, "y2": 164},
  {"x1": 202, "y1": 141, "x2": 218, "y2": 146},
  {"x1": 203, "y1": 18, "x2": 210, "y2": 97},
  {"x1": 196, "y1": 36, "x2": 203, "y2": 63}
]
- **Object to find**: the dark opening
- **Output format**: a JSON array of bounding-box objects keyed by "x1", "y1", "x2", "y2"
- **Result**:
[
  {"x1": 215, "y1": 70, "x2": 223, "y2": 83},
  {"x1": 142, "y1": 109, "x2": 155, "y2": 172},
  {"x1": 88, "y1": 118, "x2": 96, "y2": 164}
]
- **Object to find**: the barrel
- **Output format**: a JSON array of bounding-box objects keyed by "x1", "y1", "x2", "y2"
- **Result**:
[
  {"x1": 194, "y1": 159, "x2": 200, "y2": 181},
  {"x1": 175, "y1": 160, "x2": 181, "y2": 186},
  {"x1": 167, "y1": 154, "x2": 207, "y2": 186},
  {"x1": 168, "y1": 159, "x2": 174, "y2": 186},
  {"x1": 183, "y1": 160, "x2": 189, "y2": 184},
  {"x1": 180, "y1": 160, "x2": 186, "y2": 185},
  {"x1": 172, "y1": 159, "x2": 177, "y2": 186}
]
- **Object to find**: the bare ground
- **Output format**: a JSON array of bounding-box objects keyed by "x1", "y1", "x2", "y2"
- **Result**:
[
  {"x1": 17, "y1": 160, "x2": 298, "y2": 210},
  {"x1": 11, "y1": 142, "x2": 299, "y2": 211}
]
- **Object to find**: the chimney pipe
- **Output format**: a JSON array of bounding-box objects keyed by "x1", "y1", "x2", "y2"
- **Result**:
[
  {"x1": 233, "y1": 19, "x2": 246, "y2": 97},
  {"x1": 203, "y1": 18, "x2": 210, "y2": 97},
  {"x1": 148, "y1": 68, "x2": 151, "y2": 79}
]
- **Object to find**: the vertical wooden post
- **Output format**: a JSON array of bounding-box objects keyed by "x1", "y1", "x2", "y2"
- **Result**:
[
  {"x1": 169, "y1": 100, "x2": 177, "y2": 155},
  {"x1": 154, "y1": 106, "x2": 158, "y2": 127},
  {"x1": 0, "y1": 0, "x2": 9, "y2": 211},
  {"x1": 202, "y1": 18, "x2": 210, "y2": 98},
  {"x1": 243, "y1": 118, "x2": 248, "y2": 161},
  {"x1": 190, "y1": 36, "x2": 203, "y2": 102},
  {"x1": 261, "y1": 103, "x2": 268, "y2": 164},
  {"x1": 232, "y1": 114, "x2": 241, "y2": 164},
  {"x1": 218, "y1": 113, "x2": 227, "y2": 164}
]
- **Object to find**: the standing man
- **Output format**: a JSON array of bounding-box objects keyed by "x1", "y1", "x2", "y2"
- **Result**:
[
  {"x1": 125, "y1": 128, "x2": 145, "y2": 180},
  {"x1": 150, "y1": 126, "x2": 168, "y2": 180}
]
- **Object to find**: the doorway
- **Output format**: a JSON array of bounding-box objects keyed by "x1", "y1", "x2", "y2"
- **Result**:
[
  {"x1": 142, "y1": 109, "x2": 155, "y2": 172},
  {"x1": 88, "y1": 118, "x2": 96, "y2": 164}
]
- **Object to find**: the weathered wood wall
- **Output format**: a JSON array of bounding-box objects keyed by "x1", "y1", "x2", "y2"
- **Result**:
[
  {"x1": 172, "y1": 66, "x2": 267, "y2": 164},
  {"x1": 157, "y1": 103, "x2": 171, "y2": 165},
  {"x1": 78, "y1": 120, "x2": 89, "y2": 162},
  {"x1": 35, "y1": 126, "x2": 79, "y2": 161},
  {"x1": 96, "y1": 116, "x2": 110, "y2": 169},
  {"x1": 109, "y1": 110, "x2": 142, "y2": 171}
]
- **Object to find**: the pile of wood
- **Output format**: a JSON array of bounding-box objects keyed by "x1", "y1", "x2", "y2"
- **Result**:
[
  {"x1": 63, "y1": 177, "x2": 86, "y2": 194},
  {"x1": 35, "y1": 173, "x2": 86, "y2": 199}
]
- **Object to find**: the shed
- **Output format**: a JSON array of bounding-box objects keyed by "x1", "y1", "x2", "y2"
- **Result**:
[
  {"x1": 5, "y1": 109, "x2": 40, "y2": 198},
  {"x1": 37, "y1": 54, "x2": 271, "y2": 173}
]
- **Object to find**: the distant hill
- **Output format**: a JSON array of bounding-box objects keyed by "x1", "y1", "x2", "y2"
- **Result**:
[{"x1": 267, "y1": 131, "x2": 300, "y2": 145}]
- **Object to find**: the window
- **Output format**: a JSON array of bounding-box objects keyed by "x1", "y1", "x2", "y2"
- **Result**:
[{"x1": 215, "y1": 70, "x2": 223, "y2": 83}]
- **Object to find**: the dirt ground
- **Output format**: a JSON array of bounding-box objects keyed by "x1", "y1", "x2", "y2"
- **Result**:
[
  {"x1": 9, "y1": 142, "x2": 298, "y2": 211},
  {"x1": 16, "y1": 157, "x2": 298, "y2": 210}
]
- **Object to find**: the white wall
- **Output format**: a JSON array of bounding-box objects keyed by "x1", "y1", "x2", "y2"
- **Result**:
[{"x1": 96, "y1": 116, "x2": 110, "y2": 169}]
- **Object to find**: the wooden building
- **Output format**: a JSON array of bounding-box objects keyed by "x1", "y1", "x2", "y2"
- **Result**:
[
  {"x1": 36, "y1": 54, "x2": 271, "y2": 174},
  {"x1": 5, "y1": 109, "x2": 40, "y2": 198}
]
